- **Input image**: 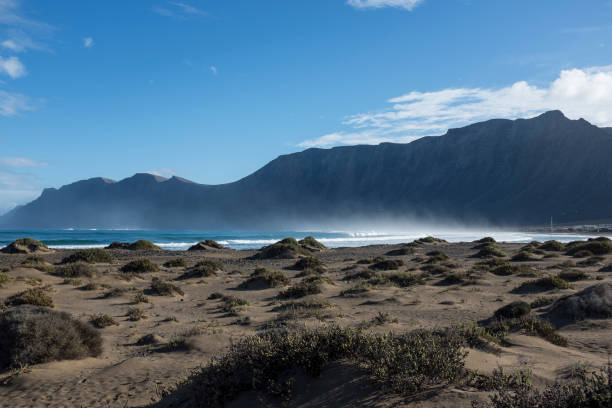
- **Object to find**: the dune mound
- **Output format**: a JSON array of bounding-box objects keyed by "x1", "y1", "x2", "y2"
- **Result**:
[
  {"x1": 0, "y1": 305, "x2": 102, "y2": 370},
  {"x1": 250, "y1": 238, "x2": 312, "y2": 260},
  {"x1": 106, "y1": 240, "x2": 162, "y2": 251},
  {"x1": 298, "y1": 236, "x2": 326, "y2": 251},
  {"x1": 547, "y1": 283, "x2": 612, "y2": 323},
  {"x1": 1, "y1": 238, "x2": 53, "y2": 254},
  {"x1": 188, "y1": 240, "x2": 224, "y2": 251}
]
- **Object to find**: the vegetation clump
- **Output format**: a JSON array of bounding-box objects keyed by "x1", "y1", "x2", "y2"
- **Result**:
[
  {"x1": 512, "y1": 276, "x2": 571, "y2": 293},
  {"x1": 106, "y1": 240, "x2": 163, "y2": 251},
  {"x1": 369, "y1": 259, "x2": 404, "y2": 271},
  {"x1": 530, "y1": 296, "x2": 556, "y2": 308},
  {"x1": 188, "y1": 240, "x2": 224, "y2": 251},
  {"x1": 0, "y1": 238, "x2": 52, "y2": 254},
  {"x1": 53, "y1": 262, "x2": 97, "y2": 278},
  {"x1": 61, "y1": 249, "x2": 114, "y2": 264},
  {"x1": 473, "y1": 244, "x2": 507, "y2": 259},
  {"x1": 240, "y1": 267, "x2": 289, "y2": 289},
  {"x1": 177, "y1": 260, "x2": 224, "y2": 279},
  {"x1": 385, "y1": 245, "x2": 415, "y2": 256},
  {"x1": 127, "y1": 307, "x2": 147, "y2": 321},
  {"x1": 7, "y1": 288, "x2": 54, "y2": 308},
  {"x1": 279, "y1": 278, "x2": 323, "y2": 299},
  {"x1": 489, "y1": 264, "x2": 521, "y2": 276},
  {"x1": 160, "y1": 325, "x2": 466, "y2": 407},
  {"x1": 494, "y1": 301, "x2": 531, "y2": 319},
  {"x1": 163, "y1": 258, "x2": 187, "y2": 268},
  {"x1": 415, "y1": 236, "x2": 447, "y2": 244},
  {"x1": 208, "y1": 293, "x2": 249, "y2": 315},
  {"x1": 0, "y1": 306, "x2": 102, "y2": 370},
  {"x1": 558, "y1": 269, "x2": 590, "y2": 282},
  {"x1": 565, "y1": 238, "x2": 612, "y2": 257},
  {"x1": 292, "y1": 256, "x2": 325, "y2": 272},
  {"x1": 251, "y1": 238, "x2": 312, "y2": 260},
  {"x1": 0, "y1": 272, "x2": 12, "y2": 288},
  {"x1": 577, "y1": 256, "x2": 605, "y2": 267},
  {"x1": 89, "y1": 313, "x2": 118, "y2": 328},
  {"x1": 539, "y1": 240, "x2": 565, "y2": 252},
  {"x1": 510, "y1": 250, "x2": 538, "y2": 262},
  {"x1": 385, "y1": 271, "x2": 424, "y2": 287},
  {"x1": 149, "y1": 277, "x2": 184, "y2": 296},
  {"x1": 425, "y1": 250, "x2": 450, "y2": 263},
  {"x1": 120, "y1": 258, "x2": 159, "y2": 274},
  {"x1": 298, "y1": 236, "x2": 326, "y2": 251}
]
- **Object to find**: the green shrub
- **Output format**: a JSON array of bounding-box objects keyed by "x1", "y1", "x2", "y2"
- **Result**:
[
  {"x1": 512, "y1": 276, "x2": 571, "y2": 293},
  {"x1": 558, "y1": 270, "x2": 590, "y2": 282},
  {"x1": 164, "y1": 258, "x2": 187, "y2": 268},
  {"x1": 127, "y1": 307, "x2": 147, "y2": 321},
  {"x1": 272, "y1": 298, "x2": 333, "y2": 313},
  {"x1": 416, "y1": 236, "x2": 447, "y2": 244},
  {"x1": 79, "y1": 282, "x2": 99, "y2": 291},
  {"x1": 53, "y1": 262, "x2": 97, "y2": 278},
  {"x1": 279, "y1": 278, "x2": 323, "y2": 299},
  {"x1": 21, "y1": 255, "x2": 45, "y2": 265},
  {"x1": 208, "y1": 294, "x2": 249, "y2": 315},
  {"x1": 150, "y1": 277, "x2": 184, "y2": 296},
  {"x1": 340, "y1": 282, "x2": 372, "y2": 297},
  {"x1": 425, "y1": 250, "x2": 450, "y2": 263},
  {"x1": 490, "y1": 264, "x2": 519, "y2": 276},
  {"x1": 494, "y1": 301, "x2": 531, "y2": 319},
  {"x1": 475, "y1": 237, "x2": 496, "y2": 244},
  {"x1": 89, "y1": 313, "x2": 118, "y2": 328},
  {"x1": 251, "y1": 238, "x2": 312, "y2": 259},
  {"x1": 120, "y1": 258, "x2": 159, "y2": 274},
  {"x1": 539, "y1": 240, "x2": 565, "y2": 251},
  {"x1": 7, "y1": 288, "x2": 54, "y2": 308},
  {"x1": 161, "y1": 326, "x2": 466, "y2": 407},
  {"x1": 577, "y1": 256, "x2": 605, "y2": 267},
  {"x1": 241, "y1": 268, "x2": 289, "y2": 289},
  {"x1": 0, "y1": 306, "x2": 102, "y2": 370},
  {"x1": 511, "y1": 251, "x2": 538, "y2": 262},
  {"x1": 61, "y1": 249, "x2": 114, "y2": 264},
  {"x1": 0, "y1": 272, "x2": 11, "y2": 288},
  {"x1": 565, "y1": 239, "x2": 612, "y2": 257},
  {"x1": 293, "y1": 256, "x2": 324, "y2": 271},
  {"x1": 369, "y1": 259, "x2": 404, "y2": 270},
  {"x1": 178, "y1": 260, "x2": 223, "y2": 279},
  {"x1": 486, "y1": 315, "x2": 567, "y2": 347},
  {"x1": 107, "y1": 240, "x2": 162, "y2": 251},
  {"x1": 132, "y1": 292, "x2": 149, "y2": 304},
  {"x1": 437, "y1": 272, "x2": 467, "y2": 286},
  {"x1": 298, "y1": 236, "x2": 326, "y2": 250},
  {"x1": 102, "y1": 287, "x2": 127, "y2": 298},
  {"x1": 473, "y1": 244, "x2": 507, "y2": 259},
  {"x1": 385, "y1": 271, "x2": 424, "y2": 287}
]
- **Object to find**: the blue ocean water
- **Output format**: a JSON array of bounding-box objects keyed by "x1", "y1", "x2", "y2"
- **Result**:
[{"x1": 0, "y1": 229, "x2": 609, "y2": 251}]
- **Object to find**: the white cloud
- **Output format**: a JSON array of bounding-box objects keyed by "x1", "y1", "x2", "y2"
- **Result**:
[
  {"x1": 83, "y1": 37, "x2": 94, "y2": 48},
  {"x1": 347, "y1": 0, "x2": 424, "y2": 11},
  {"x1": 210, "y1": 65, "x2": 217, "y2": 75},
  {"x1": 0, "y1": 0, "x2": 54, "y2": 52},
  {"x1": 0, "y1": 89, "x2": 31, "y2": 115},
  {"x1": 0, "y1": 157, "x2": 46, "y2": 167},
  {"x1": 0, "y1": 55, "x2": 25, "y2": 78},
  {"x1": 153, "y1": 2, "x2": 207, "y2": 19},
  {"x1": 299, "y1": 66, "x2": 612, "y2": 148}
]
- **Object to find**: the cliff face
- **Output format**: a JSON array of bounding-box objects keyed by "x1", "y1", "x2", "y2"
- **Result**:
[{"x1": 3, "y1": 111, "x2": 612, "y2": 229}]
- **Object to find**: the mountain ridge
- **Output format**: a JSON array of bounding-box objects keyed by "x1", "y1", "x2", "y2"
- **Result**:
[{"x1": 3, "y1": 111, "x2": 612, "y2": 229}]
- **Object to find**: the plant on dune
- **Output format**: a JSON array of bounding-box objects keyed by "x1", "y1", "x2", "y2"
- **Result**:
[
  {"x1": 7, "y1": 288, "x2": 54, "y2": 308},
  {"x1": 163, "y1": 258, "x2": 187, "y2": 268},
  {"x1": 61, "y1": 249, "x2": 114, "y2": 264},
  {"x1": 177, "y1": 260, "x2": 223, "y2": 279},
  {"x1": 53, "y1": 262, "x2": 97, "y2": 278},
  {"x1": 240, "y1": 267, "x2": 289, "y2": 289},
  {"x1": 149, "y1": 277, "x2": 184, "y2": 296},
  {"x1": 89, "y1": 313, "x2": 118, "y2": 328},
  {"x1": 120, "y1": 258, "x2": 159, "y2": 274}
]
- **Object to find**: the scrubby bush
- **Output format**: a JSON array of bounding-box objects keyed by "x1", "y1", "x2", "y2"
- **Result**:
[
  {"x1": 102, "y1": 287, "x2": 127, "y2": 298},
  {"x1": 530, "y1": 296, "x2": 556, "y2": 308},
  {"x1": 0, "y1": 272, "x2": 11, "y2": 288},
  {"x1": 385, "y1": 246, "x2": 415, "y2": 256},
  {"x1": 416, "y1": 236, "x2": 447, "y2": 244},
  {"x1": 425, "y1": 250, "x2": 450, "y2": 263},
  {"x1": 512, "y1": 276, "x2": 571, "y2": 293},
  {"x1": 486, "y1": 315, "x2": 567, "y2": 346},
  {"x1": 0, "y1": 306, "x2": 102, "y2": 370},
  {"x1": 475, "y1": 237, "x2": 496, "y2": 244},
  {"x1": 161, "y1": 326, "x2": 466, "y2": 407},
  {"x1": 241, "y1": 268, "x2": 289, "y2": 289},
  {"x1": 558, "y1": 270, "x2": 590, "y2": 282},
  {"x1": 132, "y1": 292, "x2": 149, "y2": 304},
  {"x1": 164, "y1": 258, "x2": 187, "y2": 268},
  {"x1": 490, "y1": 264, "x2": 520, "y2": 276},
  {"x1": 369, "y1": 259, "x2": 404, "y2": 270},
  {"x1": 1, "y1": 238, "x2": 51, "y2": 254},
  {"x1": 539, "y1": 240, "x2": 565, "y2": 251},
  {"x1": 340, "y1": 282, "x2": 373, "y2": 297},
  {"x1": 7, "y1": 288, "x2": 54, "y2": 307},
  {"x1": 120, "y1": 258, "x2": 159, "y2": 274},
  {"x1": 565, "y1": 239, "x2": 612, "y2": 257},
  {"x1": 298, "y1": 236, "x2": 326, "y2": 250},
  {"x1": 437, "y1": 272, "x2": 467, "y2": 286},
  {"x1": 150, "y1": 277, "x2": 184, "y2": 296},
  {"x1": 279, "y1": 278, "x2": 323, "y2": 299},
  {"x1": 473, "y1": 244, "x2": 507, "y2": 259},
  {"x1": 89, "y1": 313, "x2": 118, "y2": 328},
  {"x1": 293, "y1": 256, "x2": 324, "y2": 271},
  {"x1": 577, "y1": 256, "x2": 605, "y2": 267},
  {"x1": 494, "y1": 301, "x2": 531, "y2": 319},
  {"x1": 61, "y1": 249, "x2": 114, "y2": 264},
  {"x1": 511, "y1": 251, "x2": 538, "y2": 262},
  {"x1": 178, "y1": 260, "x2": 223, "y2": 279},
  {"x1": 251, "y1": 238, "x2": 312, "y2": 260},
  {"x1": 385, "y1": 271, "x2": 424, "y2": 287},
  {"x1": 127, "y1": 307, "x2": 147, "y2": 321},
  {"x1": 107, "y1": 240, "x2": 162, "y2": 251},
  {"x1": 53, "y1": 262, "x2": 97, "y2": 278}
]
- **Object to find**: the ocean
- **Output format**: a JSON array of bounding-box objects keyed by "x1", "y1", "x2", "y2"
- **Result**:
[{"x1": 1, "y1": 229, "x2": 609, "y2": 251}]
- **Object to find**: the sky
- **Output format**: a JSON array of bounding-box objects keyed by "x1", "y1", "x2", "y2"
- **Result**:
[{"x1": 1, "y1": 0, "x2": 612, "y2": 214}]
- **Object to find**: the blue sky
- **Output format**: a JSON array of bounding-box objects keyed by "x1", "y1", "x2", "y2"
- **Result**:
[{"x1": 1, "y1": 0, "x2": 612, "y2": 214}]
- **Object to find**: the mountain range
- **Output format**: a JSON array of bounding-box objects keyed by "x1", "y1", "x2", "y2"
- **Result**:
[{"x1": 2, "y1": 110, "x2": 612, "y2": 229}]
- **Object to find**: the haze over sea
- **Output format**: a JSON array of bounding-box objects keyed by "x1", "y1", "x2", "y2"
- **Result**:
[{"x1": 1, "y1": 229, "x2": 609, "y2": 251}]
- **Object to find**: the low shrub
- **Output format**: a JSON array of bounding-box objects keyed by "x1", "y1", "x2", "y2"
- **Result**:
[
  {"x1": 494, "y1": 301, "x2": 531, "y2": 319},
  {"x1": 298, "y1": 236, "x2": 326, "y2": 250},
  {"x1": 127, "y1": 307, "x2": 147, "y2": 321},
  {"x1": 0, "y1": 306, "x2": 102, "y2": 370},
  {"x1": 164, "y1": 258, "x2": 187, "y2": 268},
  {"x1": 511, "y1": 251, "x2": 538, "y2": 262},
  {"x1": 486, "y1": 315, "x2": 567, "y2": 347},
  {"x1": 279, "y1": 278, "x2": 323, "y2": 299},
  {"x1": 251, "y1": 238, "x2": 312, "y2": 260},
  {"x1": 369, "y1": 259, "x2": 404, "y2": 270},
  {"x1": 53, "y1": 262, "x2": 97, "y2": 278},
  {"x1": 241, "y1": 268, "x2": 289, "y2": 289},
  {"x1": 539, "y1": 240, "x2": 565, "y2": 252},
  {"x1": 385, "y1": 246, "x2": 415, "y2": 256},
  {"x1": 0, "y1": 272, "x2": 11, "y2": 288},
  {"x1": 102, "y1": 287, "x2": 127, "y2": 298},
  {"x1": 293, "y1": 256, "x2": 324, "y2": 271},
  {"x1": 530, "y1": 296, "x2": 556, "y2": 308},
  {"x1": 385, "y1": 271, "x2": 424, "y2": 287},
  {"x1": 7, "y1": 288, "x2": 54, "y2": 308},
  {"x1": 425, "y1": 250, "x2": 450, "y2": 263},
  {"x1": 565, "y1": 239, "x2": 612, "y2": 257},
  {"x1": 577, "y1": 256, "x2": 605, "y2": 267},
  {"x1": 178, "y1": 260, "x2": 223, "y2": 279},
  {"x1": 89, "y1": 313, "x2": 118, "y2": 328},
  {"x1": 473, "y1": 244, "x2": 507, "y2": 259},
  {"x1": 106, "y1": 240, "x2": 162, "y2": 251},
  {"x1": 558, "y1": 269, "x2": 590, "y2": 282},
  {"x1": 150, "y1": 277, "x2": 184, "y2": 296},
  {"x1": 132, "y1": 292, "x2": 149, "y2": 304},
  {"x1": 209, "y1": 294, "x2": 249, "y2": 315},
  {"x1": 340, "y1": 282, "x2": 372, "y2": 297},
  {"x1": 121, "y1": 258, "x2": 159, "y2": 274},
  {"x1": 161, "y1": 326, "x2": 466, "y2": 407},
  {"x1": 61, "y1": 249, "x2": 114, "y2": 264},
  {"x1": 512, "y1": 276, "x2": 571, "y2": 293}
]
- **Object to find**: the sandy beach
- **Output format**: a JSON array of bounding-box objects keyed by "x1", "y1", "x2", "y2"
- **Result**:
[{"x1": 1, "y1": 237, "x2": 611, "y2": 407}]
